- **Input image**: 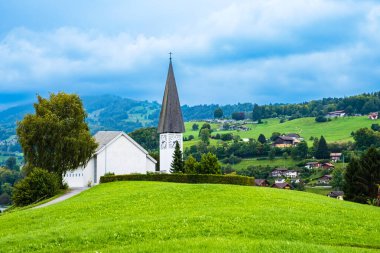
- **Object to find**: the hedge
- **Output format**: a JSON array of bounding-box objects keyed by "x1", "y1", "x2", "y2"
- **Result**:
[{"x1": 100, "y1": 173, "x2": 255, "y2": 186}]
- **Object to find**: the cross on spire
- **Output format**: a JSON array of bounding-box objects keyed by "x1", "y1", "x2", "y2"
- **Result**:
[{"x1": 169, "y1": 52, "x2": 173, "y2": 61}]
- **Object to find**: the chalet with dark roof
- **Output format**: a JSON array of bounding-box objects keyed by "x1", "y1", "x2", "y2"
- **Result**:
[
  {"x1": 271, "y1": 182, "x2": 293, "y2": 189},
  {"x1": 255, "y1": 179, "x2": 270, "y2": 187}
]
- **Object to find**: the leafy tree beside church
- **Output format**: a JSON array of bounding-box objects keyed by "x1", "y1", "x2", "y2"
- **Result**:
[{"x1": 17, "y1": 93, "x2": 98, "y2": 186}]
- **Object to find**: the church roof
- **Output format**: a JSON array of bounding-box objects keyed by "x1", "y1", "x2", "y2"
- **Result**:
[
  {"x1": 94, "y1": 131, "x2": 123, "y2": 152},
  {"x1": 157, "y1": 59, "x2": 185, "y2": 133}
]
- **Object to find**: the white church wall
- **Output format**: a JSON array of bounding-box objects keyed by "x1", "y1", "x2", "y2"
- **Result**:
[
  {"x1": 63, "y1": 158, "x2": 94, "y2": 187},
  {"x1": 96, "y1": 134, "x2": 155, "y2": 182}
]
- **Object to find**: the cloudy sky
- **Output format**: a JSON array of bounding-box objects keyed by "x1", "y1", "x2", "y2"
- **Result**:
[{"x1": 0, "y1": 0, "x2": 380, "y2": 109}]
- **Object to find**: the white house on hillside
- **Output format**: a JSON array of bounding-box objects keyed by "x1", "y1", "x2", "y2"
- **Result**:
[{"x1": 64, "y1": 131, "x2": 157, "y2": 187}]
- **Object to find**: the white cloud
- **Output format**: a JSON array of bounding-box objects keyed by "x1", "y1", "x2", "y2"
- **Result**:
[{"x1": 0, "y1": 0, "x2": 379, "y2": 105}]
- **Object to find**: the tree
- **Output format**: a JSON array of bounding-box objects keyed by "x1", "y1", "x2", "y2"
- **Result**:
[
  {"x1": 352, "y1": 128, "x2": 380, "y2": 150},
  {"x1": 343, "y1": 148, "x2": 380, "y2": 204},
  {"x1": 232, "y1": 112, "x2": 245, "y2": 121},
  {"x1": 170, "y1": 142, "x2": 184, "y2": 173},
  {"x1": 214, "y1": 107, "x2": 223, "y2": 119},
  {"x1": 198, "y1": 153, "x2": 221, "y2": 174},
  {"x1": 315, "y1": 116, "x2": 327, "y2": 122},
  {"x1": 5, "y1": 157, "x2": 18, "y2": 171},
  {"x1": 12, "y1": 168, "x2": 60, "y2": 206},
  {"x1": 268, "y1": 148, "x2": 275, "y2": 160},
  {"x1": 129, "y1": 127, "x2": 159, "y2": 151},
  {"x1": 331, "y1": 167, "x2": 344, "y2": 190},
  {"x1": 200, "y1": 123, "x2": 211, "y2": 130},
  {"x1": 296, "y1": 141, "x2": 308, "y2": 159},
  {"x1": 371, "y1": 124, "x2": 380, "y2": 132},
  {"x1": 252, "y1": 104, "x2": 262, "y2": 122},
  {"x1": 192, "y1": 123, "x2": 199, "y2": 131},
  {"x1": 199, "y1": 129, "x2": 210, "y2": 145},
  {"x1": 16, "y1": 93, "x2": 98, "y2": 186},
  {"x1": 258, "y1": 134, "x2": 266, "y2": 144},
  {"x1": 184, "y1": 155, "x2": 198, "y2": 174},
  {"x1": 315, "y1": 136, "x2": 329, "y2": 159},
  {"x1": 270, "y1": 132, "x2": 281, "y2": 141}
]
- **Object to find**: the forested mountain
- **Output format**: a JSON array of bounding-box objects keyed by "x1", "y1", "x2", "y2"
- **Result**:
[{"x1": 0, "y1": 91, "x2": 379, "y2": 142}]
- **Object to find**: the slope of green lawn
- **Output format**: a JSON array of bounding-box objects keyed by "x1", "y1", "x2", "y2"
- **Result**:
[
  {"x1": 229, "y1": 158, "x2": 299, "y2": 170},
  {"x1": 0, "y1": 181, "x2": 379, "y2": 252},
  {"x1": 184, "y1": 116, "x2": 374, "y2": 149}
]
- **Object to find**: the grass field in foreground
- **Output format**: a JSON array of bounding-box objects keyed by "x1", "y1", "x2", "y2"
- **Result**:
[
  {"x1": 183, "y1": 116, "x2": 375, "y2": 149},
  {"x1": 0, "y1": 181, "x2": 379, "y2": 252}
]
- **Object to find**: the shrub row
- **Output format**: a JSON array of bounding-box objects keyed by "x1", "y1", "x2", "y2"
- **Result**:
[{"x1": 100, "y1": 173, "x2": 255, "y2": 186}]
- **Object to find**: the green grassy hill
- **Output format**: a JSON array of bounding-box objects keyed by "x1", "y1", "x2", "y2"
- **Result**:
[
  {"x1": 184, "y1": 116, "x2": 375, "y2": 149},
  {"x1": 1, "y1": 181, "x2": 379, "y2": 252}
]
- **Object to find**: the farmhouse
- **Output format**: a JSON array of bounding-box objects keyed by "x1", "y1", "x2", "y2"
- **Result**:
[
  {"x1": 305, "y1": 161, "x2": 321, "y2": 169},
  {"x1": 322, "y1": 163, "x2": 335, "y2": 170},
  {"x1": 368, "y1": 112, "x2": 378, "y2": 120},
  {"x1": 318, "y1": 175, "x2": 332, "y2": 184},
  {"x1": 330, "y1": 153, "x2": 342, "y2": 162},
  {"x1": 64, "y1": 131, "x2": 156, "y2": 187},
  {"x1": 273, "y1": 135, "x2": 301, "y2": 147},
  {"x1": 326, "y1": 110, "x2": 345, "y2": 117},
  {"x1": 271, "y1": 182, "x2": 293, "y2": 189},
  {"x1": 327, "y1": 191, "x2": 344, "y2": 200},
  {"x1": 271, "y1": 168, "x2": 299, "y2": 178},
  {"x1": 255, "y1": 179, "x2": 270, "y2": 187}
]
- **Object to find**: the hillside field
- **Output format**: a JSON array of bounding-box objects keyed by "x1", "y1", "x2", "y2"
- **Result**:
[
  {"x1": 183, "y1": 116, "x2": 375, "y2": 149},
  {"x1": 0, "y1": 181, "x2": 379, "y2": 252}
]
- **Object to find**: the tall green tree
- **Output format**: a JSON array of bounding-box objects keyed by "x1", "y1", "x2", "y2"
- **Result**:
[
  {"x1": 214, "y1": 107, "x2": 223, "y2": 119},
  {"x1": 16, "y1": 93, "x2": 98, "y2": 185},
  {"x1": 184, "y1": 155, "x2": 198, "y2": 174},
  {"x1": 258, "y1": 134, "x2": 266, "y2": 144},
  {"x1": 198, "y1": 152, "x2": 221, "y2": 174},
  {"x1": 171, "y1": 141, "x2": 184, "y2": 173},
  {"x1": 343, "y1": 148, "x2": 380, "y2": 204},
  {"x1": 331, "y1": 167, "x2": 344, "y2": 191},
  {"x1": 5, "y1": 157, "x2": 18, "y2": 171},
  {"x1": 252, "y1": 103, "x2": 262, "y2": 122},
  {"x1": 296, "y1": 141, "x2": 308, "y2": 159},
  {"x1": 315, "y1": 136, "x2": 329, "y2": 159},
  {"x1": 199, "y1": 129, "x2": 210, "y2": 145}
]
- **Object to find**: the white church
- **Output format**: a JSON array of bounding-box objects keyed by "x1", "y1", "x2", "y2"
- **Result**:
[{"x1": 64, "y1": 56, "x2": 185, "y2": 187}]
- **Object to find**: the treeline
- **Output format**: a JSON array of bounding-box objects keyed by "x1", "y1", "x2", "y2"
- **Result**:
[{"x1": 251, "y1": 92, "x2": 380, "y2": 120}]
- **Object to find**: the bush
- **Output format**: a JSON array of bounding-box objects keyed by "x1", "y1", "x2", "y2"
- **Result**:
[
  {"x1": 0, "y1": 193, "x2": 11, "y2": 205},
  {"x1": 315, "y1": 116, "x2": 327, "y2": 122},
  {"x1": 12, "y1": 168, "x2": 60, "y2": 207},
  {"x1": 100, "y1": 173, "x2": 255, "y2": 186}
]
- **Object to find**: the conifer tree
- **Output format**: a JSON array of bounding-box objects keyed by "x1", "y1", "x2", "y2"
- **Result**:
[
  {"x1": 315, "y1": 136, "x2": 329, "y2": 159},
  {"x1": 170, "y1": 141, "x2": 184, "y2": 173},
  {"x1": 258, "y1": 134, "x2": 266, "y2": 144}
]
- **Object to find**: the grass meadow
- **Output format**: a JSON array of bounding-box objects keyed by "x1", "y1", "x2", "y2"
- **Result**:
[
  {"x1": 184, "y1": 116, "x2": 374, "y2": 149},
  {"x1": 0, "y1": 181, "x2": 379, "y2": 252}
]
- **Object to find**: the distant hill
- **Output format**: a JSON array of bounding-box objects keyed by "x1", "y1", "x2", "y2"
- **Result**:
[
  {"x1": 0, "y1": 95, "x2": 254, "y2": 140},
  {"x1": 0, "y1": 181, "x2": 379, "y2": 252}
]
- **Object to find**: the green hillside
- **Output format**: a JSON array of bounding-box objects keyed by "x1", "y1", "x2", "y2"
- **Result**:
[
  {"x1": 0, "y1": 181, "x2": 379, "y2": 252},
  {"x1": 184, "y1": 116, "x2": 375, "y2": 149}
]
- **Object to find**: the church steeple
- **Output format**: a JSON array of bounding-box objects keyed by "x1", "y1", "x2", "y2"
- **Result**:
[{"x1": 157, "y1": 57, "x2": 185, "y2": 134}]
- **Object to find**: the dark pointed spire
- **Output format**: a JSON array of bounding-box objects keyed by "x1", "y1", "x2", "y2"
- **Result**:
[{"x1": 157, "y1": 57, "x2": 185, "y2": 133}]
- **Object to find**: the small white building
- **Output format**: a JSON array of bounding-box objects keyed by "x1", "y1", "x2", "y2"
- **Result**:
[{"x1": 64, "y1": 131, "x2": 156, "y2": 187}]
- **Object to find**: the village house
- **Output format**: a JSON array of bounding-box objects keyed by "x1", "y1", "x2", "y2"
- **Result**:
[
  {"x1": 255, "y1": 179, "x2": 270, "y2": 187},
  {"x1": 271, "y1": 182, "x2": 293, "y2": 189},
  {"x1": 275, "y1": 178, "x2": 286, "y2": 183},
  {"x1": 330, "y1": 153, "x2": 342, "y2": 162},
  {"x1": 326, "y1": 110, "x2": 346, "y2": 118},
  {"x1": 273, "y1": 134, "x2": 301, "y2": 147},
  {"x1": 368, "y1": 112, "x2": 378, "y2": 120},
  {"x1": 327, "y1": 191, "x2": 344, "y2": 200},
  {"x1": 322, "y1": 163, "x2": 335, "y2": 170},
  {"x1": 271, "y1": 168, "x2": 299, "y2": 178},
  {"x1": 318, "y1": 174, "x2": 332, "y2": 184},
  {"x1": 305, "y1": 161, "x2": 321, "y2": 169},
  {"x1": 64, "y1": 131, "x2": 157, "y2": 188}
]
